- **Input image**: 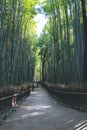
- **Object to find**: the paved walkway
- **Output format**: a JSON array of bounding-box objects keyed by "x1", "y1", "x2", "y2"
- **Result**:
[{"x1": 0, "y1": 86, "x2": 87, "y2": 130}]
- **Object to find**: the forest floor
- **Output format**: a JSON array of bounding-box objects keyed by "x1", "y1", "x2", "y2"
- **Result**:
[{"x1": 0, "y1": 85, "x2": 87, "y2": 130}]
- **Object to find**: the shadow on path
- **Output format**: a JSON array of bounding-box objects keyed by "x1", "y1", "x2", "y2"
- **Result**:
[{"x1": 0, "y1": 86, "x2": 87, "y2": 130}]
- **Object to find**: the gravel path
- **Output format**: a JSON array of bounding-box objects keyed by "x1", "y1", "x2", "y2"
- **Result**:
[{"x1": 0, "y1": 86, "x2": 87, "y2": 130}]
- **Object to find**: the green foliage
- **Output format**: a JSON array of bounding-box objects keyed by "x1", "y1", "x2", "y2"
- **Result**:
[
  {"x1": 0, "y1": 0, "x2": 86, "y2": 86},
  {"x1": 0, "y1": 0, "x2": 38, "y2": 86},
  {"x1": 37, "y1": 0, "x2": 85, "y2": 84}
]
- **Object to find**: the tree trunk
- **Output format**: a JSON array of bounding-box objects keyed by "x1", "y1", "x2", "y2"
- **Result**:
[{"x1": 81, "y1": 0, "x2": 87, "y2": 82}]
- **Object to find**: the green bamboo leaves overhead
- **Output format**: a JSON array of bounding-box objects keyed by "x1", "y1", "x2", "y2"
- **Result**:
[
  {"x1": 38, "y1": 0, "x2": 87, "y2": 84},
  {"x1": 0, "y1": 0, "x2": 87, "y2": 87},
  {"x1": 0, "y1": 0, "x2": 38, "y2": 86}
]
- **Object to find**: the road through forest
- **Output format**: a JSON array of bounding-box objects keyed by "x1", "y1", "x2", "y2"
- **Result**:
[{"x1": 0, "y1": 86, "x2": 87, "y2": 130}]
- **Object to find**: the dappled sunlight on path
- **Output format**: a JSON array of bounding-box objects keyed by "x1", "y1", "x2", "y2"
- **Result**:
[
  {"x1": 0, "y1": 86, "x2": 87, "y2": 130},
  {"x1": 5, "y1": 112, "x2": 45, "y2": 123},
  {"x1": 74, "y1": 120, "x2": 87, "y2": 130}
]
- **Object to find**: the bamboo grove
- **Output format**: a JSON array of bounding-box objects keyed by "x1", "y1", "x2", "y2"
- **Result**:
[
  {"x1": 0, "y1": 0, "x2": 38, "y2": 86},
  {"x1": 38, "y1": 0, "x2": 87, "y2": 84},
  {"x1": 0, "y1": 0, "x2": 87, "y2": 87}
]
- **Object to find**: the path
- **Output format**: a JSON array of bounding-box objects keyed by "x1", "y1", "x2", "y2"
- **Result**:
[{"x1": 0, "y1": 86, "x2": 87, "y2": 130}]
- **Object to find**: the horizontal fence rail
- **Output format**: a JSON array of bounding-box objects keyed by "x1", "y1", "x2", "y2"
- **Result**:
[
  {"x1": 53, "y1": 89, "x2": 87, "y2": 95},
  {"x1": 0, "y1": 89, "x2": 30, "y2": 101},
  {"x1": 44, "y1": 82, "x2": 87, "y2": 95},
  {"x1": 0, "y1": 89, "x2": 30, "y2": 113},
  {"x1": 43, "y1": 82, "x2": 87, "y2": 105}
]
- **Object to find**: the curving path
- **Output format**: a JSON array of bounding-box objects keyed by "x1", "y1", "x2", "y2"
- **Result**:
[{"x1": 0, "y1": 86, "x2": 87, "y2": 130}]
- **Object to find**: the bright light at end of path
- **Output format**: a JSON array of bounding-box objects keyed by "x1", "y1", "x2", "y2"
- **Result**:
[{"x1": 34, "y1": 13, "x2": 48, "y2": 37}]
